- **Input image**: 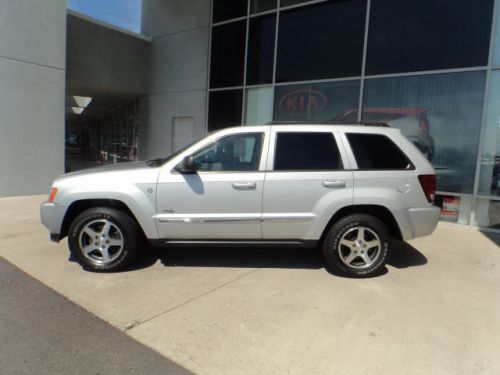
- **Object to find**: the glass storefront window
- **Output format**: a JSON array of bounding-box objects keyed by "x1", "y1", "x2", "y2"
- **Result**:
[
  {"x1": 208, "y1": 90, "x2": 243, "y2": 131},
  {"x1": 210, "y1": 21, "x2": 247, "y2": 89},
  {"x1": 250, "y1": 0, "x2": 276, "y2": 13},
  {"x1": 276, "y1": 0, "x2": 366, "y2": 82},
  {"x1": 273, "y1": 80, "x2": 360, "y2": 122},
  {"x1": 213, "y1": 0, "x2": 248, "y2": 23},
  {"x1": 473, "y1": 199, "x2": 500, "y2": 229},
  {"x1": 478, "y1": 71, "x2": 500, "y2": 196},
  {"x1": 366, "y1": 0, "x2": 494, "y2": 75},
  {"x1": 245, "y1": 87, "x2": 274, "y2": 125},
  {"x1": 362, "y1": 71, "x2": 486, "y2": 194},
  {"x1": 493, "y1": 6, "x2": 500, "y2": 66},
  {"x1": 246, "y1": 14, "x2": 276, "y2": 85}
]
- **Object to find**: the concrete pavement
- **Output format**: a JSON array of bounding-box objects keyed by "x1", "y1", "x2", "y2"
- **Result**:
[{"x1": 0, "y1": 195, "x2": 499, "y2": 374}]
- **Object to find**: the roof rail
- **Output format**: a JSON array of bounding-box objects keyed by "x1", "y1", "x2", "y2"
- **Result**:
[{"x1": 265, "y1": 120, "x2": 389, "y2": 127}]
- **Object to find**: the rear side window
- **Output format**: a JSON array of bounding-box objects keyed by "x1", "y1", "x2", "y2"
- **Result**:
[
  {"x1": 347, "y1": 133, "x2": 413, "y2": 170},
  {"x1": 274, "y1": 132, "x2": 343, "y2": 171}
]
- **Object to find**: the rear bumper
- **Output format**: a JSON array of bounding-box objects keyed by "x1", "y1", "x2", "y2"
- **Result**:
[
  {"x1": 405, "y1": 206, "x2": 441, "y2": 240},
  {"x1": 40, "y1": 201, "x2": 69, "y2": 242}
]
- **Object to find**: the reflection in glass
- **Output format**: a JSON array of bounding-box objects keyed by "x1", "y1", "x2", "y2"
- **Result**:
[
  {"x1": 250, "y1": 0, "x2": 277, "y2": 13},
  {"x1": 208, "y1": 90, "x2": 243, "y2": 131},
  {"x1": 245, "y1": 87, "x2": 274, "y2": 125},
  {"x1": 246, "y1": 14, "x2": 276, "y2": 85},
  {"x1": 434, "y1": 195, "x2": 472, "y2": 225},
  {"x1": 212, "y1": 0, "x2": 248, "y2": 23},
  {"x1": 474, "y1": 199, "x2": 500, "y2": 229},
  {"x1": 276, "y1": 0, "x2": 366, "y2": 82},
  {"x1": 362, "y1": 71, "x2": 486, "y2": 194},
  {"x1": 273, "y1": 80, "x2": 360, "y2": 122},
  {"x1": 210, "y1": 21, "x2": 246, "y2": 88},
  {"x1": 478, "y1": 71, "x2": 500, "y2": 196},
  {"x1": 366, "y1": 0, "x2": 493, "y2": 75}
]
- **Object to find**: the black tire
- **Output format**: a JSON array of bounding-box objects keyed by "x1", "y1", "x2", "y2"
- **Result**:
[
  {"x1": 68, "y1": 207, "x2": 139, "y2": 272},
  {"x1": 323, "y1": 214, "x2": 391, "y2": 277}
]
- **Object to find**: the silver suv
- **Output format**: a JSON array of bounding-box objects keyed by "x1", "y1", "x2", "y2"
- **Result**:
[{"x1": 41, "y1": 123, "x2": 440, "y2": 277}]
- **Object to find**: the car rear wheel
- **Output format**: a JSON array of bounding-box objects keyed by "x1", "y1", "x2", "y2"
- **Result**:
[
  {"x1": 323, "y1": 214, "x2": 391, "y2": 277},
  {"x1": 68, "y1": 207, "x2": 138, "y2": 272}
]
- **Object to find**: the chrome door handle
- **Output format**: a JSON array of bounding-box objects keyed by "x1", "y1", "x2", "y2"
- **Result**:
[
  {"x1": 232, "y1": 182, "x2": 257, "y2": 190},
  {"x1": 322, "y1": 180, "x2": 346, "y2": 188}
]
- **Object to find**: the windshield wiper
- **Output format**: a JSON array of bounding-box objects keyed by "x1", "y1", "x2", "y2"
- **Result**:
[{"x1": 146, "y1": 158, "x2": 166, "y2": 167}]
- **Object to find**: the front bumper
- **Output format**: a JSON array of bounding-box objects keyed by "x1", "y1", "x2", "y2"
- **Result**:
[
  {"x1": 406, "y1": 206, "x2": 441, "y2": 239},
  {"x1": 40, "y1": 201, "x2": 69, "y2": 242}
]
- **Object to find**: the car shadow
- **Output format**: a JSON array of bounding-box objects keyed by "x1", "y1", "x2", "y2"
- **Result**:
[
  {"x1": 121, "y1": 239, "x2": 428, "y2": 277},
  {"x1": 387, "y1": 240, "x2": 428, "y2": 268},
  {"x1": 131, "y1": 244, "x2": 325, "y2": 271},
  {"x1": 481, "y1": 231, "x2": 500, "y2": 246}
]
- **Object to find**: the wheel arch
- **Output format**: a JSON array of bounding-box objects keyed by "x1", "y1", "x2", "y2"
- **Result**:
[
  {"x1": 320, "y1": 205, "x2": 403, "y2": 243},
  {"x1": 60, "y1": 199, "x2": 145, "y2": 240}
]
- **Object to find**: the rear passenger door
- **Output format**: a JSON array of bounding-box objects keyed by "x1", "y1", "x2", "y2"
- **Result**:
[{"x1": 262, "y1": 129, "x2": 353, "y2": 240}]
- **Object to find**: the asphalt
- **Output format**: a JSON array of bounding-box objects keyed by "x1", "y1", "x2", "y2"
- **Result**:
[
  {"x1": 0, "y1": 257, "x2": 191, "y2": 375},
  {"x1": 1, "y1": 195, "x2": 500, "y2": 374}
]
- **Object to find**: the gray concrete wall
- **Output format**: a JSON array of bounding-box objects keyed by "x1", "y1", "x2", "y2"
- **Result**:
[
  {"x1": 140, "y1": 0, "x2": 210, "y2": 160},
  {"x1": 66, "y1": 12, "x2": 151, "y2": 95},
  {"x1": 0, "y1": 0, "x2": 67, "y2": 197}
]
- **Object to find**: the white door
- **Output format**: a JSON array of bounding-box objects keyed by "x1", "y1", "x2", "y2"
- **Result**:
[
  {"x1": 172, "y1": 117, "x2": 195, "y2": 152},
  {"x1": 262, "y1": 129, "x2": 354, "y2": 240},
  {"x1": 156, "y1": 130, "x2": 269, "y2": 239}
]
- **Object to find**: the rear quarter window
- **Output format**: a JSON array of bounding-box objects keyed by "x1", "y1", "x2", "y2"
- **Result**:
[{"x1": 346, "y1": 133, "x2": 413, "y2": 170}]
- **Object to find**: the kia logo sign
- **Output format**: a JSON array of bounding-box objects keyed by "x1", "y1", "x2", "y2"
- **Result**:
[{"x1": 279, "y1": 89, "x2": 328, "y2": 114}]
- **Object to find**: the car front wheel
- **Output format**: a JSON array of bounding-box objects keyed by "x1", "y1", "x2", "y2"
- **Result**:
[
  {"x1": 323, "y1": 214, "x2": 392, "y2": 277},
  {"x1": 68, "y1": 207, "x2": 138, "y2": 272}
]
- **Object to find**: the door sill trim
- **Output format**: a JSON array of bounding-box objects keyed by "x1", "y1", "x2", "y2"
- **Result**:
[{"x1": 149, "y1": 239, "x2": 318, "y2": 248}]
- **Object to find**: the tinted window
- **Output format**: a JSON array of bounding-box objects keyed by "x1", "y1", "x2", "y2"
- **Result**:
[
  {"x1": 347, "y1": 133, "x2": 412, "y2": 170},
  {"x1": 210, "y1": 21, "x2": 246, "y2": 88},
  {"x1": 208, "y1": 90, "x2": 243, "y2": 131},
  {"x1": 193, "y1": 133, "x2": 263, "y2": 171},
  {"x1": 366, "y1": 0, "x2": 494, "y2": 75},
  {"x1": 281, "y1": 0, "x2": 311, "y2": 6},
  {"x1": 251, "y1": 0, "x2": 276, "y2": 13},
  {"x1": 213, "y1": 0, "x2": 247, "y2": 23},
  {"x1": 276, "y1": 0, "x2": 366, "y2": 82},
  {"x1": 274, "y1": 132, "x2": 342, "y2": 170},
  {"x1": 246, "y1": 14, "x2": 276, "y2": 85}
]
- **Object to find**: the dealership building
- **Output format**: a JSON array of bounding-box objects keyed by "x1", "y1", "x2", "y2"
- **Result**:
[{"x1": 1, "y1": 0, "x2": 500, "y2": 231}]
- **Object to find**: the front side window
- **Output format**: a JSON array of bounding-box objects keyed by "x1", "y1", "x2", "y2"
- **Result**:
[
  {"x1": 274, "y1": 132, "x2": 342, "y2": 171},
  {"x1": 347, "y1": 133, "x2": 412, "y2": 170},
  {"x1": 192, "y1": 133, "x2": 263, "y2": 172}
]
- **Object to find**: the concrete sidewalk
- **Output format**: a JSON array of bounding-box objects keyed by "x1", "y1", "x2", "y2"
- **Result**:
[{"x1": 1, "y1": 195, "x2": 499, "y2": 374}]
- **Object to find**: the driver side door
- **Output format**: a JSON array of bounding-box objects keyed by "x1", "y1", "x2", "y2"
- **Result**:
[{"x1": 156, "y1": 130, "x2": 269, "y2": 240}]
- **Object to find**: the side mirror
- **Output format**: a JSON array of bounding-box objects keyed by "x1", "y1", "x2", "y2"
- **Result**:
[{"x1": 176, "y1": 155, "x2": 199, "y2": 173}]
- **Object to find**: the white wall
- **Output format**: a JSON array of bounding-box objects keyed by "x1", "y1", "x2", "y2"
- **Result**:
[
  {"x1": 0, "y1": 0, "x2": 66, "y2": 197},
  {"x1": 140, "y1": 0, "x2": 210, "y2": 160}
]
